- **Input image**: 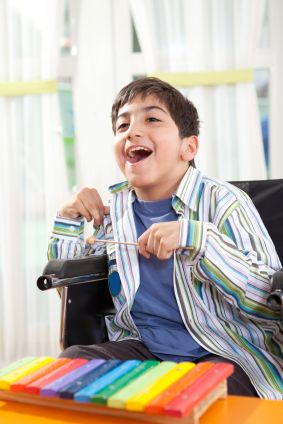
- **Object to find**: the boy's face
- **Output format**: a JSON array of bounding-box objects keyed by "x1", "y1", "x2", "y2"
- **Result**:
[{"x1": 114, "y1": 94, "x2": 198, "y2": 200}]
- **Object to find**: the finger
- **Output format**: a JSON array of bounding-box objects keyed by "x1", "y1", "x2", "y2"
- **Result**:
[
  {"x1": 71, "y1": 199, "x2": 92, "y2": 221},
  {"x1": 89, "y1": 207, "x2": 104, "y2": 225},
  {"x1": 147, "y1": 226, "x2": 162, "y2": 256},
  {"x1": 146, "y1": 232, "x2": 155, "y2": 255},
  {"x1": 153, "y1": 233, "x2": 161, "y2": 255},
  {"x1": 157, "y1": 242, "x2": 174, "y2": 260},
  {"x1": 139, "y1": 243, "x2": 151, "y2": 259},
  {"x1": 80, "y1": 189, "x2": 104, "y2": 225},
  {"x1": 58, "y1": 206, "x2": 78, "y2": 220},
  {"x1": 138, "y1": 233, "x2": 151, "y2": 259}
]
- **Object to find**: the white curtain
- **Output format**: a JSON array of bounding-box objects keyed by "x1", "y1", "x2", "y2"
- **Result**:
[
  {"x1": 129, "y1": 0, "x2": 267, "y2": 181},
  {"x1": 73, "y1": 0, "x2": 121, "y2": 206},
  {"x1": 0, "y1": 0, "x2": 68, "y2": 364}
]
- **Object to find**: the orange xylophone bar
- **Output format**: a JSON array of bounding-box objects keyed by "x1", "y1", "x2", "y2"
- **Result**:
[{"x1": 0, "y1": 357, "x2": 233, "y2": 422}]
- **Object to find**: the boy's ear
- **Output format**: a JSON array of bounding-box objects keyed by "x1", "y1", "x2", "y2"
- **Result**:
[{"x1": 181, "y1": 136, "x2": 199, "y2": 162}]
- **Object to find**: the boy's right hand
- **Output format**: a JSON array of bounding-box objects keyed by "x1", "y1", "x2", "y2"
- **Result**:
[{"x1": 58, "y1": 188, "x2": 110, "y2": 226}]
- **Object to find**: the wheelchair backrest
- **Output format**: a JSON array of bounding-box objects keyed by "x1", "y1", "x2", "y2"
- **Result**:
[{"x1": 231, "y1": 179, "x2": 283, "y2": 264}]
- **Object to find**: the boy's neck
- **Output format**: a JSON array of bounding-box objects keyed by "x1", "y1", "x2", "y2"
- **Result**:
[{"x1": 133, "y1": 178, "x2": 182, "y2": 201}]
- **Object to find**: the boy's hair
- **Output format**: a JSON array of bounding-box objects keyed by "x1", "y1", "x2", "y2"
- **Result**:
[{"x1": 111, "y1": 77, "x2": 200, "y2": 167}]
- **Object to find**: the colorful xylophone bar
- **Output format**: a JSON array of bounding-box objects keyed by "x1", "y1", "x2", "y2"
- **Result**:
[{"x1": 0, "y1": 356, "x2": 233, "y2": 423}]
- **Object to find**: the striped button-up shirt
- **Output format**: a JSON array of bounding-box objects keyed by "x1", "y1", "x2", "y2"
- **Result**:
[{"x1": 48, "y1": 166, "x2": 283, "y2": 399}]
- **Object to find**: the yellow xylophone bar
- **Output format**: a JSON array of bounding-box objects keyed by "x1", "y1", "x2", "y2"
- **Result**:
[
  {"x1": 125, "y1": 361, "x2": 195, "y2": 411},
  {"x1": 0, "y1": 357, "x2": 233, "y2": 423},
  {"x1": 0, "y1": 357, "x2": 53, "y2": 390}
]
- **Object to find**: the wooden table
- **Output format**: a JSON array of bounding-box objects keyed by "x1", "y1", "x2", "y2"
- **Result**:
[{"x1": 0, "y1": 395, "x2": 282, "y2": 424}]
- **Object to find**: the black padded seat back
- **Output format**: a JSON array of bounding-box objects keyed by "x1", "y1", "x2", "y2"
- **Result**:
[{"x1": 231, "y1": 179, "x2": 283, "y2": 264}]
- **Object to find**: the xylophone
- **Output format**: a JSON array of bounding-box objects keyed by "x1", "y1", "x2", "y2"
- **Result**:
[{"x1": 0, "y1": 356, "x2": 233, "y2": 423}]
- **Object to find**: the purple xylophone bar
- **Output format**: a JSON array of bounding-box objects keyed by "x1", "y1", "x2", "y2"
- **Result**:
[{"x1": 40, "y1": 359, "x2": 105, "y2": 397}]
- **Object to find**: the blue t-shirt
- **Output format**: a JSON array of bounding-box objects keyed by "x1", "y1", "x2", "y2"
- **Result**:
[{"x1": 131, "y1": 197, "x2": 208, "y2": 362}]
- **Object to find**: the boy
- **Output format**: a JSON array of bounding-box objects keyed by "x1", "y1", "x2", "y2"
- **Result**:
[{"x1": 48, "y1": 77, "x2": 283, "y2": 400}]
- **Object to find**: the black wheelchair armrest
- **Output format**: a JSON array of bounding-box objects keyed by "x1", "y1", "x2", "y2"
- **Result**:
[
  {"x1": 37, "y1": 254, "x2": 108, "y2": 291},
  {"x1": 37, "y1": 254, "x2": 114, "y2": 348},
  {"x1": 267, "y1": 268, "x2": 283, "y2": 320}
]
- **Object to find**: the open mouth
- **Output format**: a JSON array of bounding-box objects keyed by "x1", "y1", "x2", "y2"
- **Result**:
[{"x1": 126, "y1": 146, "x2": 153, "y2": 164}]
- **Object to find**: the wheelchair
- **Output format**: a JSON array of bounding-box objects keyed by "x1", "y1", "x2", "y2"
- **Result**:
[{"x1": 37, "y1": 179, "x2": 283, "y2": 350}]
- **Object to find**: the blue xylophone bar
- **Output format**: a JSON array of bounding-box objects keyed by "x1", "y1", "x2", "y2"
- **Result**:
[
  {"x1": 74, "y1": 360, "x2": 141, "y2": 402},
  {"x1": 59, "y1": 359, "x2": 122, "y2": 399}
]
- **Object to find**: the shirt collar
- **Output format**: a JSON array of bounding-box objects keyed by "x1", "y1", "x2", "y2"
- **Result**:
[
  {"x1": 108, "y1": 180, "x2": 130, "y2": 194},
  {"x1": 174, "y1": 166, "x2": 203, "y2": 211},
  {"x1": 108, "y1": 166, "x2": 203, "y2": 211}
]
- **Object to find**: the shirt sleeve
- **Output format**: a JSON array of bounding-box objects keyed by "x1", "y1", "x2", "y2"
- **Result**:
[
  {"x1": 47, "y1": 215, "x2": 106, "y2": 260},
  {"x1": 178, "y1": 199, "x2": 282, "y2": 320}
]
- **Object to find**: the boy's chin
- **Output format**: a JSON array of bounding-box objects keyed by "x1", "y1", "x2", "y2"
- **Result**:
[
  {"x1": 126, "y1": 173, "x2": 155, "y2": 190},
  {"x1": 127, "y1": 176, "x2": 148, "y2": 187},
  {"x1": 124, "y1": 169, "x2": 149, "y2": 185}
]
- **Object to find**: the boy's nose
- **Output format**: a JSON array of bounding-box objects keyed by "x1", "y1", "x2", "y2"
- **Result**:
[{"x1": 126, "y1": 123, "x2": 144, "y2": 139}]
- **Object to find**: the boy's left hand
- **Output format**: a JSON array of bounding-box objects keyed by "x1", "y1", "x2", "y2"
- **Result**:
[{"x1": 138, "y1": 221, "x2": 180, "y2": 260}]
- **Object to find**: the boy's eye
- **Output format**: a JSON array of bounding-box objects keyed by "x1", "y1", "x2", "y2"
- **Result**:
[
  {"x1": 116, "y1": 122, "x2": 129, "y2": 131},
  {"x1": 147, "y1": 117, "x2": 160, "y2": 122}
]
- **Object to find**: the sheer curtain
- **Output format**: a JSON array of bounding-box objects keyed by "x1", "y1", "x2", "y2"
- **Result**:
[
  {"x1": 73, "y1": 0, "x2": 122, "y2": 204},
  {"x1": 130, "y1": 0, "x2": 267, "y2": 181},
  {"x1": 0, "y1": 0, "x2": 68, "y2": 364}
]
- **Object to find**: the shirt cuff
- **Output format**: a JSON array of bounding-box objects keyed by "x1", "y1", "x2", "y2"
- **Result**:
[
  {"x1": 52, "y1": 215, "x2": 85, "y2": 238},
  {"x1": 178, "y1": 219, "x2": 207, "y2": 263}
]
